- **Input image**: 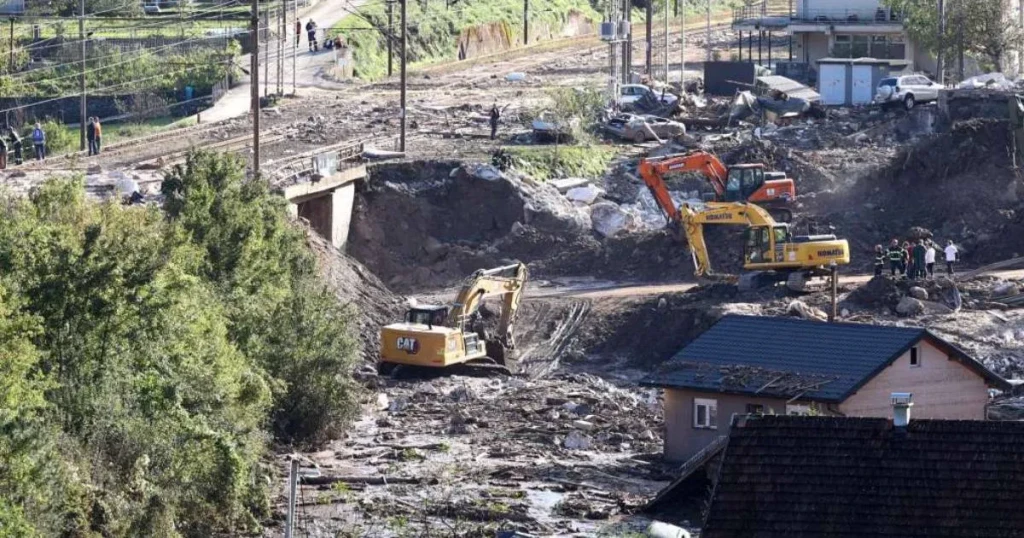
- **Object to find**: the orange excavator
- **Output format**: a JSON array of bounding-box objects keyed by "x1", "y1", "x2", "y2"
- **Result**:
[{"x1": 637, "y1": 151, "x2": 796, "y2": 223}]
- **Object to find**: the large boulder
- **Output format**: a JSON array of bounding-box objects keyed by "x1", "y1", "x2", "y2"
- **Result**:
[
  {"x1": 909, "y1": 286, "x2": 929, "y2": 300},
  {"x1": 896, "y1": 297, "x2": 925, "y2": 317},
  {"x1": 591, "y1": 201, "x2": 638, "y2": 238},
  {"x1": 849, "y1": 276, "x2": 901, "y2": 307}
]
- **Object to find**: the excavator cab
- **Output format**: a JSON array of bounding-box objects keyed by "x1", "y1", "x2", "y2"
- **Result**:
[
  {"x1": 405, "y1": 306, "x2": 449, "y2": 327},
  {"x1": 725, "y1": 165, "x2": 766, "y2": 202},
  {"x1": 744, "y1": 225, "x2": 791, "y2": 264}
]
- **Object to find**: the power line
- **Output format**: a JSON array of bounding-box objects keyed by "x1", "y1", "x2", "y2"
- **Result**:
[
  {"x1": 5, "y1": 29, "x2": 260, "y2": 85},
  {"x1": 17, "y1": 0, "x2": 254, "y2": 55}
]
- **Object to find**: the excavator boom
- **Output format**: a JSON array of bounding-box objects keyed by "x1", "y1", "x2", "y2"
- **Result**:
[
  {"x1": 447, "y1": 263, "x2": 529, "y2": 347},
  {"x1": 637, "y1": 151, "x2": 796, "y2": 224}
]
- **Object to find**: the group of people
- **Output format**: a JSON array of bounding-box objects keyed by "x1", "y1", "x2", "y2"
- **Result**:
[
  {"x1": 874, "y1": 238, "x2": 959, "y2": 279},
  {"x1": 0, "y1": 123, "x2": 47, "y2": 169},
  {"x1": 295, "y1": 19, "x2": 343, "y2": 53}
]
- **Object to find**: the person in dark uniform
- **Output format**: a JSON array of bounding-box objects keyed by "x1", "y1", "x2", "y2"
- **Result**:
[
  {"x1": 874, "y1": 245, "x2": 885, "y2": 277},
  {"x1": 9, "y1": 128, "x2": 23, "y2": 165},
  {"x1": 489, "y1": 103, "x2": 501, "y2": 140}
]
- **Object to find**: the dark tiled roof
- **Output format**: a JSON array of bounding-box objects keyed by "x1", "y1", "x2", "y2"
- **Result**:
[
  {"x1": 641, "y1": 315, "x2": 1008, "y2": 401},
  {"x1": 703, "y1": 415, "x2": 1024, "y2": 538}
]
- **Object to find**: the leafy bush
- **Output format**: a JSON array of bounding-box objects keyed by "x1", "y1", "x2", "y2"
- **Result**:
[{"x1": 0, "y1": 151, "x2": 361, "y2": 536}]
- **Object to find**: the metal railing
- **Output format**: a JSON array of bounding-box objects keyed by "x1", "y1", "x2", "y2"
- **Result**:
[{"x1": 734, "y1": 5, "x2": 904, "y2": 25}]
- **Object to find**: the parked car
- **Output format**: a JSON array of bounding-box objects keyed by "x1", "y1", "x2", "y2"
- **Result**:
[
  {"x1": 619, "y1": 84, "x2": 678, "y2": 110},
  {"x1": 874, "y1": 74, "x2": 940, "y2": 110},
  {"x1": 605, "y1": 114, "x2": 686, "y2": 143}
]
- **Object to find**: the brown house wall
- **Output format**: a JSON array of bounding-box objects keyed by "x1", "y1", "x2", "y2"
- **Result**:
[
  {"x1": 840, "y1": 340, "x2": 989, "y2": 420},
  {"x1": 663, "y1": 389, "x2": 805, "y2": 463}
]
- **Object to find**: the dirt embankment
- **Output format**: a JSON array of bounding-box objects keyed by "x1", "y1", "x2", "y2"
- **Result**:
[
  {"x1": 802, "y1": 119, "x2": 1024, "y2": 268},
  {"x1": 348, "y1": 161, "x2": 706, "y2": 293}
]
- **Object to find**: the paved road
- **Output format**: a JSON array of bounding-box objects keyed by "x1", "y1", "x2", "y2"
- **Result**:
[
  {"x1": 530, "y1": 269, "x2": 1024, "y2": 300},
  {"x1": 198, "y1": 0, "x2": 358, "y2": 124}
]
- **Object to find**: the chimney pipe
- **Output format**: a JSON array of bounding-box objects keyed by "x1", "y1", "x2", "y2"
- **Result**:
[{"x1": 891, "y1": 392, "x2": 913, "y2": 428}]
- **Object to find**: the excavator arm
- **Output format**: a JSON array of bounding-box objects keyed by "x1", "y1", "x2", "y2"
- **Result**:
[
  {"x1": 637, "y1": 151, "x2": 730, "y2": 224},
  {"x1": 446, "y1": 263, "x2": 529, "y2": 347},
  {"x1": 678, "y1": 202, "x2": 776, "y2": 277}
]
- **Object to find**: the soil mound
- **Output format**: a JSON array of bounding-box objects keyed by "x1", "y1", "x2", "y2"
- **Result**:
[
  {"x1": 305, "y1": 227, "x2": 406, "y2": 362},
  {"x1": 348, "y1": 161, "x2": 737, "y2": 292},
  {"x1": 807, "y1": 119, "x2": 1023, "y2": 269}
]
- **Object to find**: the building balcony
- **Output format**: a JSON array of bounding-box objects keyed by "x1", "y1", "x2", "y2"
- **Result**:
[{"x1": 733, "y1": 5, "x2": 904, "y2": 31}]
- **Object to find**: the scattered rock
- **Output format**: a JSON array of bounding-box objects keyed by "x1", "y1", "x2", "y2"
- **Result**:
[
  {"x1": 563, "y1": 431, "x2": 592, "y2": 450},
  {"x1": 786, "y1": 300, "x2": 827, "y2": 321},
  {"x1": 909, "y1": 286, "x2": 929, "y2": 300},
  {"x1": 896, "y1": 297, "x2": 925, "y2": 316},
  {"x1": 572, "y1": 420, "x2": 595, "y2": 431},
  {"x1": 993, "y1": 282, "x2": 1020, "y2": 297},
  {"x1": 591, "y1": 201, "x2": 636, "y2": 238}
]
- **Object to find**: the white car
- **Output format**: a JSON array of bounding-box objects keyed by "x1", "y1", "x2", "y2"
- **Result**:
[
  {"x1": 874, "y1": 75, "x2": 941, "y2": 110},
  {"x1": 618, "y1": 84, "x2": 678, "y2": 109}
]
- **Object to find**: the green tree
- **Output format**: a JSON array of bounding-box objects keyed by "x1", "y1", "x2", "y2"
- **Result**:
[
  {"x1": 883, "y1": 0, "x2": 1023, "y2": 74},
  {"x1": 162, "y1": 151, "x2": 361, "y2": 445}
]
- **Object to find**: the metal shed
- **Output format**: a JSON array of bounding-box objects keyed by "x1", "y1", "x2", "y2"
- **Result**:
[{"x1": 816, "y1": 58, "x2": 893, "y2": 106}]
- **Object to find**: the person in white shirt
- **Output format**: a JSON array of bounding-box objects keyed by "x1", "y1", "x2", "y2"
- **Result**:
[
  {"x1": 924, "y1": 241, "x2": 936, "y2": 278},
  {"x1": 944, "y1": 240, "x2": 958, "y2": 276}
]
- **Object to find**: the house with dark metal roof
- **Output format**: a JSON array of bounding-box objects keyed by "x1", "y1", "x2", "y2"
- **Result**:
[
  {"x1": 641, "y1": 315, "x2": 1010, "y2": 462},
  {"x1": 702, "y1": 414, "x2": 1024, "y2": 538}
]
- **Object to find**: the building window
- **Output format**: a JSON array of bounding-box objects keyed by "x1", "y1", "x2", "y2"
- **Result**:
[
  {"x1": 746, "y1": 403, "x2": 765, "y2": 415},
  {"x1": 910, "y1": 346, "x2": 920, "y2": 367},
  {"x1": 832, "y1": 35, "x2": 852, "y2": 58},
  {"x1": 694, "y1": 398, "x2": 718, "y2": 429},
  {"x1": 851, "y1": 35, "x2": 870, "y2": 57},
  {"x1": 786, "y1": 404, "x2": 812, "y2": 416}
]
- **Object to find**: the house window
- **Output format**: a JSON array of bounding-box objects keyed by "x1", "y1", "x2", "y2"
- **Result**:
[
  {"x1": 746, "y1": 403, "x2": 765, "y2": 415},
  {"x1": 786, "y1": 404, "x2": 812, "y2": 416},
  {"x1": 851, "y1": 35, "x2": 870, "y2": 58},
  {"x1": 694, "y1": 398, "x2": 718, "y2": 429},
  {"x1": 910, "y1": 346, "x2": 920, "y2": 368}
]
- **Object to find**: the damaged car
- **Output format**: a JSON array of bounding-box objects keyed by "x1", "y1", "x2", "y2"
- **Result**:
[{"x1": 605, "y1": 114, "x2": 686, "y2": 143}]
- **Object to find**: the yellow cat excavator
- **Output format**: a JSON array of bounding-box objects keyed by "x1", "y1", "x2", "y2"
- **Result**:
[
  {"x1": 379, "y1": 263, "x2": 528, "y2": 374},
  {"x1": 679, "y1": 201, "x2": 850, "y2": 290}
]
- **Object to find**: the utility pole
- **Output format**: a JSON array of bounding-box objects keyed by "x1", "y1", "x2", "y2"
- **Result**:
[
  {"x1": 523, "y1": 0, "x2": 529, "y2": 45},
  {"x1": 79, "y1": 0, "x2": 86, "y2": 152},
  {"x1": 645, "y1": 0, "x2": 652, "y2": 74},
  {"x1": 663, "y1": 0, "x2": 668, "y2": 82},
  {"x1": 278, "y1": 4, "x2": 284, "y2": 95},
  {"x1": 680, "y1": 0, "x2": 686, "y2": 84},
  {"x1": 292, "y1": 0, "x2": 297, "y2": 94},
  {"x1": 623, "y1": 0, "x2": 632, "y2": 83},
  {"x1": 400, "y1": 0, "x2": 407, "y2": 152},
  {"x1": 387, "y1": 0, "x2": 394, "y2": 76},
  {"x1": 251, "y1": 0, "x2": 261, "y2": 177},
  {"x1": 284, "y1": 458, "x2": 299, "y2": 538},
  {"x1": 8, "y1": 18, "x2": 14, "y2": 73},
  {"x1": 263, "y1": 9, "x2": 269, "y2": 98},
  {"x1": 936, "y1": 0, "x2": 945, "y2": 84},
  {"x1": 705, "y1": 0, "x2": 711, "y2": 61}
]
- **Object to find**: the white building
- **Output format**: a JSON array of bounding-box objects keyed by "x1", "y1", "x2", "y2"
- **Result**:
[{"x1": 734, "y1": 0, "x2": 1024, "y2": 80}]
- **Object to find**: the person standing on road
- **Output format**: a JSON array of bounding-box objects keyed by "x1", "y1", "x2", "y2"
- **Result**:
[
  {"x1": 924, "y1": 240, "x2": 937, "y2": 278},
  {"x1": 874, "y1": 245, "x2": 885, "y2": 277},
  {"x1": 887, "y1": 239, "x2": 903, "y2": 276},
  {"x1": 31, "y1": 123, "x2": 45, "y2": 161},
  {"x1": 94, "y1": 117, "x2": 102, "y2": 155},
  {"x1": 489, "y1": 103, "x2": 501, "y2": 140},
  {"x1": 912, "y1": 239, "x2": 927, "y2": 279},
  {"x1": 87, "y1": 117, "x2": 97, "y2": 156},
  {"x1": 944, "y1": 240, "x2": 958, "y2": 276},
  {"x1": 306, "y1": 19, "x2": 318, "y2": 51}
]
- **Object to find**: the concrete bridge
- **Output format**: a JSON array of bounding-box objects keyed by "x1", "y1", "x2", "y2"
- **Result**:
[{"x1": 273, "y1": 137, "x2": 399, "y2": 249}]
